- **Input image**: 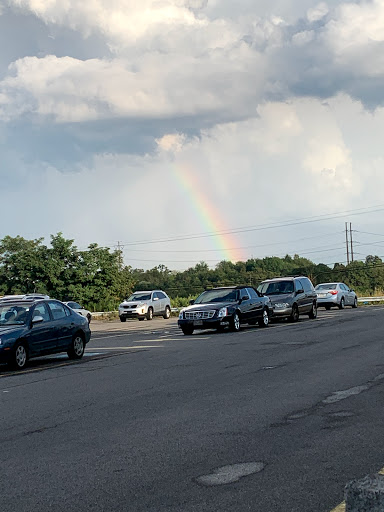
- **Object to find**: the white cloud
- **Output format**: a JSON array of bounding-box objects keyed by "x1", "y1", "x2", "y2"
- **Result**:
[{"x1": 307, "y1": 2, "x2": 329, "y2": 22}]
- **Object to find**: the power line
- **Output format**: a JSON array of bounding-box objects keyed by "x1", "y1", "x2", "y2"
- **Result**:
[{"x1": 117, "y1": 204, "x2": 384, "y2": 247}]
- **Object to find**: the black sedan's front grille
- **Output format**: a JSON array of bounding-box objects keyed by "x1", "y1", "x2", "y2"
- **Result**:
[{"x1": 184, "y1": 310, "x2": 216, "y2": 320}]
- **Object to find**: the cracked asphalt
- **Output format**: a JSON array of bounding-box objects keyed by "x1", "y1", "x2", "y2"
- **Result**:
[{"x1": 1, "y1": 307, "x2": 384, "y2": 511}]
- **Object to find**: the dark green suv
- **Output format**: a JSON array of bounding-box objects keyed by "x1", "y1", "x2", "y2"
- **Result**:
[{"x1": 257, "y1": 276, "x2": 317, "y2": 322}]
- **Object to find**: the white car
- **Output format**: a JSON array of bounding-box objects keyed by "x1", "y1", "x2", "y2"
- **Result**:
[
  {"x1": 119, "y1": 290, "x2": 171, "y2": 322},
  {"x1": 64, "y1": 301, "x2": 92, "y2": 323}
]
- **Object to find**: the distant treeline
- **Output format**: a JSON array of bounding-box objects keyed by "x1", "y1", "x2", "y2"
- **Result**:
[{"x1": 0, "y1": 233, "x2": 383, "y2": 311}]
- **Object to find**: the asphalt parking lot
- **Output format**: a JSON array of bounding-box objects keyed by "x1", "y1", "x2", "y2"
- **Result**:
[{"x1": 1, "y1": 306, "x2": 384, "y2": 512}]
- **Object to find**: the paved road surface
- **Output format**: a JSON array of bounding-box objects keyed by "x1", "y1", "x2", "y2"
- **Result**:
[{"x1": 1, "y1": 307, "x2": 384, "y2": 511}]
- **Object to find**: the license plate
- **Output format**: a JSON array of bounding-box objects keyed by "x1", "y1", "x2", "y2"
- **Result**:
[
  {"x1": 194, "y1": 320, "x2": 203, "y2": 326},
  {"x1": 318, "y1": 293, "x2": 326, "y2": 298}
]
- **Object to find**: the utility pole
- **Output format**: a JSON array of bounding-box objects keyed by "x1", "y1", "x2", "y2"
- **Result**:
[
  {"x1": 116, "y1": 241, "x2": 123, "y2": 270},
  {"x1": 349, "y1": 223, "x2": 354, "y2": 262},
  {"x1": 345, "y1": 222, "x2": 350, "y2": 265}
]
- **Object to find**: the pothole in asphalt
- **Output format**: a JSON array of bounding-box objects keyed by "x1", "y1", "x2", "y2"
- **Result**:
[{"x1": 195, "y1": 462, "x2": 265, "y2": 486}]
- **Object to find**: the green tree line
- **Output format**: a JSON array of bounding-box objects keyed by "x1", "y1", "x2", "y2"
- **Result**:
[{"x1": 1, "y1": 234, "x2": 383, "y2": 311}]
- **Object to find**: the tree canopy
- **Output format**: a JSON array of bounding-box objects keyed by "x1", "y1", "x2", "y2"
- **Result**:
[{"x1": 0, "y1": 233, "x2": 383, "y2": 311}]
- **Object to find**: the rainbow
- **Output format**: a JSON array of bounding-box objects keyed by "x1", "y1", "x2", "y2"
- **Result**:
[{"x1": 172, "y1": 162, "x2": 243, "y2": 262}]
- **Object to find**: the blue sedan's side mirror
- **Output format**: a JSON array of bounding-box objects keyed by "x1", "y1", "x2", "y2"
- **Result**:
[{"x1": 32, "y1": 316, "x2": 44, "y2": 324}]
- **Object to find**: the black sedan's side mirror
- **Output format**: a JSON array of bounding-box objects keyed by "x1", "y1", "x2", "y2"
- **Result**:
[{"x1": 189, "y1": 299, "x2": 195, "y2": 305}]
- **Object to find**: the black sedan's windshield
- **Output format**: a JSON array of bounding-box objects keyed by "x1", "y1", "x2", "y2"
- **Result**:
[
  {"x1": 257, "y1": 281, "x2": 294, "y2": 295},
  {"x1": 0, "y1": 304, "x2": 30, "y2": 326},
  {"x1": 194, "y1": 289, "x2": 238, "y2": 304}
]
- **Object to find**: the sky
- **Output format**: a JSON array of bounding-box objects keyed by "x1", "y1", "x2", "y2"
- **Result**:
[{"x1": 1, "y1": 0, "x2": 384, "y2": 270}]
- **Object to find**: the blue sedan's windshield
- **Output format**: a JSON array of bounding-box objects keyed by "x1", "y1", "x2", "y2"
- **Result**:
[
  {"x1": 0, "y1": 304, "x2": 30, "y2": 325},
  {"x1": 194, "y1": 289, "x2": 239, "y2": 304}
]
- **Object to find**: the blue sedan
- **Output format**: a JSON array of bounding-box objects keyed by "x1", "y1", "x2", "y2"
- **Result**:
[{"x1": 0, "y1": 298, "x2": 91, "y2": 370}]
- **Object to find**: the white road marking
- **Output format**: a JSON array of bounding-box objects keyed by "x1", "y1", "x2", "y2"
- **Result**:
[{"x1": 323, "y1": 385, "x2": 370, "y2": 404}]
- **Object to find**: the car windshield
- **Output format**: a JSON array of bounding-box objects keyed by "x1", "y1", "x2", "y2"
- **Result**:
[
  {"x1": 315, "y1": 284, "x2": 338, "y2": 290},
  {"x1": 126, "y1": 293, "x2": 152, "y2": 301},
  {"x1": 194, "y1": 289, "x2": 238, "y2": 304},
  {"x1": 0, "y1": 304, "x2": 30, "y2": 326},
  {"x1": 257, "y1": 281, "x2": 294, "y2": 295}
]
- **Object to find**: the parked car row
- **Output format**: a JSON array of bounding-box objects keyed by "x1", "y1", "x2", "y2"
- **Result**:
[
  {"x1": 0, "y1": 295, "x2": 92, "y2": 324},
  {"x1": 0, "y1": 296, "x2": 91, "y2": 370},
  {"x1": 178, "y1": 277, "x2": 358, "y2": 335}
]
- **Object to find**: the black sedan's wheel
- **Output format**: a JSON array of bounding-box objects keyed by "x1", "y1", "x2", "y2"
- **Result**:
[
  {"x1": 352, "y1": 297, "x2": 358, "y2": 308},
  {"x1": 120, "y1": 316, "x2": 126, "y2": 322},
  {"x1": 163, "y1": 306, "x2": 171, "y2": 319},
  {"x1": 146, "y1": 307, "x2": 153, "y2": 320},
  {"x1": 289, "y1": 304, "x2": 299, "y2": 322},
  {"x1": 339, "y1": 297, "x2": 345, "y2": 310},
  {"x1": 308, "y1": 302, "x2": 317, "y2": 319},
  {"x1": 10, "y1": 342, "x2": 28, "y2": 370},
  {"x1": 67, "y1": 334, "x2": 85, "y2": 360},
  {"x1": 230, "y1": 312, "x2": 241, "y2": 332},
  {"x1": 182, "y1": 326, "x2": 194, "y2": 335},
  {"x1": 258, "y1": 308, "x2": 269, "y2": 328}
]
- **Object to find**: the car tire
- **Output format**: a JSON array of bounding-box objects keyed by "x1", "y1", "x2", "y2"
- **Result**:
[
  {"x1": 258, "y1": 308, "x2": 269, "y2": 328},
  {"x1": 87, "y1": 314, "x2": 92, "y2": 324},
  {"x1": 67, "y1": 333, "x2": 85, "y2": 360},
  {"x1": 182, "y1": 326, "x2": 194, "y2": 335},
  {"x1": 289, "y1": 304, "x2": 299, "y2": 322},
  {"x1": 325, "y1": 305, "x2": 331, "y2": 310},
  {"x1": 163, "y1": 306, "x2": 171, "y2": 319},
  {"x1": 308, "y1": 302, "x2": 317, "y2": 319},
  {"x1": 230, "y1": 312, "x2": 241, "y2": 332},
  {"x1": 120, "y1": 316, "x2": 126, "y2": 322},
  {"x1": 146, "y1": 307, "x2": 153, "y2": 320},
  {"x1": 339, "y1": 297, "x2": 345, "y2": 310},
  {"x1": 352, "y1": 297, "x2": 358, "y2": 308},
  {"x1": 138, "y1": 317, "x2": 145, "y2": 321},
  {"x1": 10, "y1": 341, "x2": 28, "y2": 370}
]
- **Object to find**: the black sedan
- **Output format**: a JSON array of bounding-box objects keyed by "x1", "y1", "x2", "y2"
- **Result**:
[
  {"x1": 178, "y1": 286, "x2": 272, "y2": 335},
  {"x1": 0, "y1": 298, "x2": 91, "y2": 370}
]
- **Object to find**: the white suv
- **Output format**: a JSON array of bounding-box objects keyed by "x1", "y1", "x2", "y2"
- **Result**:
[{"x1": 119, "y1": 290, "x2": 171, "y2": 322}]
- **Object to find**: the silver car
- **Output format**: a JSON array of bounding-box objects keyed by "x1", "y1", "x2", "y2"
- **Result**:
[
  {"x1": 64, "y1": 301, "x2": 92, "y2": 324},
  {"x1": 315, "y1": 282, "x2": 358, "y2": 310},
  {"x1": 119, "y1": 290, "x2": 171, "y2": 322}
]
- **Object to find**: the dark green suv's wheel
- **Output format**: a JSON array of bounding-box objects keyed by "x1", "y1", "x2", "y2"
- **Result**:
[
  {"x1": 182, "y1": 326, "x2": 194, "y2": 335},
  {"x1": 10, "y1": 342, "x2": 28, "y2": 370},
  {"x1": 258, "y1": 308, "x2": 269, "y2": 328},
  {"x1": 289, "y1": 304, "x2": 299, "y2": 322},
  {"x1": 230, "y1": 312, "x2": 241, "y2": 332},
  {"x1": 308, "y1": 302, "x2": 317, "y2": 319},
  {"x1": 146, "y1": 307, "x2": 153, "y2": 320},
  {"x1": 68, "y1": 334, "x2": 85, "y2": 360}
]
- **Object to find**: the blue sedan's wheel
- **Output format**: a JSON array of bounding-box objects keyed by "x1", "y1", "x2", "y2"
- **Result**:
[
  {"x1": 68, "y1": 334, "x2": 85, "y2": 360},
  {"x1": 10, "y1": 342, "x2": 28, "y2": 370}
]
